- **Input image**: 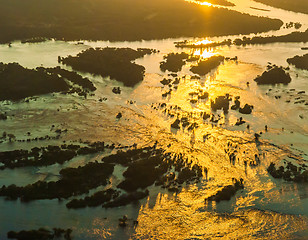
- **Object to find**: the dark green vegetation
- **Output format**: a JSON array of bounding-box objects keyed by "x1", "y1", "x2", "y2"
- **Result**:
[
  {"x1": 197, "y1": 0, "x2": 235, "y2": 6},
  {"x1": 265, "y1": 88, "x2": 308, "y2": 106},
  {"x1": 0, "y1": 0, "x2": 282, "y2": 43},
  {"x1": 0, "y1": 112, "x2": 7, "y2": 120},
  {"x1": 44, "y1": 66, "x2": 96, "y2": 91},
  {"x1": 211, "y1": 94, "x2": 231, "y2": 113},
  {"x1": 66, "y1": 189, "x2": 120, "y2": 209},
  {"x1": 160, "y1": 53, "x2": 189, "y2": 72},
  {"x1": 0, "y1": 142, "x2": 105, "y2": 170},
  {"x1": 285, "y1": 22, "x2": 302, "y2": 30},
  {"x1": 175, "y1": 39, "x2": 232, "y2": 48},
  {"x1": 239, "y1": 104, "x2": 253, "y2": 114},
  {"x1": 176, "y1": 29, "x2": 308, "y2": 48},
  {"x1": 205, "y1": 178, "x2": 244, "y2": 202},
  {"x1": 116, "y1": 152, "x2": 169, "y2": 192},
  {"x1": 0, "y1": 63, "x2": 96, "y2": 101},
  {"x1": 154, "y1": 78, "x2": 254, "y2": 132},
  {"x1": 102, "y1": 146, "x2": 203, "y2": 193},
  {"x1": 0, "y1": 63, "x2": 69, "y2": 101},
  {"x1": 0, "y1": 162, "x2": 114, "y2": 201},
  {"x1": 253, "y1": 0, "x2": 308, "y2": 14},
  {"x1": 102, "y1": 190, "x2": 149, "y2": 208},
  {"x1": 60, "y1": 48, "x2": 155, "y2": 87},
  {"x1": 254, "y1": 66, "x2": 291, "y2": 85},
  {"x1": 233, "y1": 29, "x2": 308, "y2": 45},
  {"x1": 210, "y1": 94, "x2": 253, "y2": 114},
  {"x1": 21, "y1": 37, "x2": 50, "y2": 44},
  {"x1": 7, "y1": 228, "x2": 72, "y2": 240},
  {"x1": 0, "y1": 145, "x2": 204, "y2": 208},
  {"x1": 190, "y1": 55, "x2": 224, "y2": 75},
  {"x1": 287, "y1": 54, "x2": 308, "y2": 70},
  {"x1": 267, "y1": 162, "x2": 308, "y2": 182}
]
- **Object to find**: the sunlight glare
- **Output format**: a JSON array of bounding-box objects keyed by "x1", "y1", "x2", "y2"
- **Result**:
[
  {"x1": 186, "y1": 0, "x2": 212, "y2": 7},
  {"x1": 193, "y1": 48, "x2": 216, "y2": 59},
  {"x1": 194, "y1": 39, "x2": 213, "y2": 46}
]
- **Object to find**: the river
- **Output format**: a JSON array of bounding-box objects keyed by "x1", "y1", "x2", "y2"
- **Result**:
[{"x1": 0, "y1": 1, "x2": 307, "y2": 239}]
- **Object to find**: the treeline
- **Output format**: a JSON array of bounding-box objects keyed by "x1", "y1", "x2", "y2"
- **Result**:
[
  {"x1": 253, "y1": 0, "x2": 308, "y2": 14},
  {"x1": 0, "y1": 0, "x2": 282, "y2": 43},
  {"x1": 197, "y1": 0, "x2": 235, "y2": 7},
  {"x1": 0, "y1": 63, "x2": 96, "y2": 101},
  {"x1": 287, "y1": 54, "x2": 308, "y2": 70},
  {"x1": 176, "y1": 29, "x2": 308, "y2": 49},
  {"x1": 60, "y1": 48, "x2": 155, "y2": 87},
  {"x1": 0, "y1": 162, "x2": 114, "y2": 201},
  {"x1": 0, "y1": 63, "x2": 69, "y2": 101}
]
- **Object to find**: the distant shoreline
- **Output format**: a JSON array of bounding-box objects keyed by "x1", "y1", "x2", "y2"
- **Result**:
[
  {"x1": 0, "y1": 0, "x2": 282, "y2": 44},
  {"x1": 250, "y1": 6, "x2": 270, "y2": 12},
  {"x1": 253, "y1": 0, "x2": 308, "y2": 14}
]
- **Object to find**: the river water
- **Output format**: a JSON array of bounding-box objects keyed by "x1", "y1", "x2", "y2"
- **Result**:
[{"x1": 0, "y1": 1, "x2": 307, "y2": 239}]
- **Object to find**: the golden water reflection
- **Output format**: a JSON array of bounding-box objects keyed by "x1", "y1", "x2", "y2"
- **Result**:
[
  {"x1": 0, "y1": 39, "x2": 307, "y2": 239},
  {"x1": 186, "y1": 0, "x2": 213, "y2": 7},
  {"x1": 134, "y1": 193, "x2": 307, "y2": 240}
]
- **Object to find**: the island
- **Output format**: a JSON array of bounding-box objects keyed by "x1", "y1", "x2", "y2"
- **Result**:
[
  {"x1": 190, "y1": 55, "x2": 224, "y2": 75},
  {"x1": 0, "y1": 63, "x2": 96, "y2": 101},
  {"x1": 60, "y1": 47, "x2": 155, "y2": 87},
  {"x1": 287, "y1": 54, "x2": 308, "y2": 70},
  {"x1": 254, "y1": 66, "x2": 291, "y2": 85},
  {"x1": 160, "y1": 53, "x2": 189, "y2": 72}
]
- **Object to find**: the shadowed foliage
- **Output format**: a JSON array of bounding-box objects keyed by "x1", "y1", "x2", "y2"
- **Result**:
[{"x1": 0, "y1": 0, "x2": 282, "y2": 43}]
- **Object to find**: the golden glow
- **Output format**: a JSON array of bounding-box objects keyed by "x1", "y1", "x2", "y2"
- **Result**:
[
  {"x1": 193, "y1": 49, "x2": 216, "y2": 59},
  {"x1": 188, "y1": 39, "x2": 216, "y2": 59},
  {"x1": 186, "y1": 0, "x2": 212, "y2": 7},
  {"x1": 199, "y1": 1, "x2": 212, "y2": 7},
  {"x1": 134, "y1": 193, "x2": 307, "y2": 239},
  {"x1": 194, "y1": 39, "x2": 213, "y2": 46}
]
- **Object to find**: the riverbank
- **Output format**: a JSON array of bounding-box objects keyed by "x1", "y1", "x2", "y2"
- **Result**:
[{"x1": 0, "y1": 0, "x2": 282, "y2": 43}]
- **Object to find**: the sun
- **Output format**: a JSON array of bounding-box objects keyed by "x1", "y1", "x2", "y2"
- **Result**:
[{"x1": 185, "y1": 0, "x2": 213, "y2": 7}]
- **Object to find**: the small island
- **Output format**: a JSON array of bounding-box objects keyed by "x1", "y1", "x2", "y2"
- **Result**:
[
  {"x1": 160, "y1": 52, "x2": 189, "y2": 72},
  {"x1": 196, "y1": 0, "x2": 235, "y2": 7},
  {"x1": 254, "y1": 66, "x2": 291, "y2": 85},
  {"x1": 60, "y1": 47, "x2": 155, "y2": 87},
  {"x1": 287, "y1": 54, "x2": 308, "y2": 70},
  {"x1": 190, "y1": 55, "x2": 224, "y2": 75}
]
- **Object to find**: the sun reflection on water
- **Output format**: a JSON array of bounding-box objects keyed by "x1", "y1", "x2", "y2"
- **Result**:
[
  {"x1": 186, "y1": 0, "x2": 213, "y2": 7},
  {"x1": 1, "y1": 39, "x2": 307, "y2": 239},
  {"x1": 134, "y1": 193, "x2": 307, "y2": 240},
  {"x1": 193, "y1": 48, "x2": 217, "y2": 59},
  {"x1": 194, "y1": 39, "x2": 213, "y2": 46}
]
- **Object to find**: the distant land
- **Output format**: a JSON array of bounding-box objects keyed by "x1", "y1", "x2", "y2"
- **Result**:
[
  {"x1": 196, "y1": 0, "x2": 235, "y2": 7},
  {"x1": 0, "y1": 0, "x2": 282, "y2": 43},
  {"x1": 253, "y1": 0, "x2": 308, "y2": 14}
]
